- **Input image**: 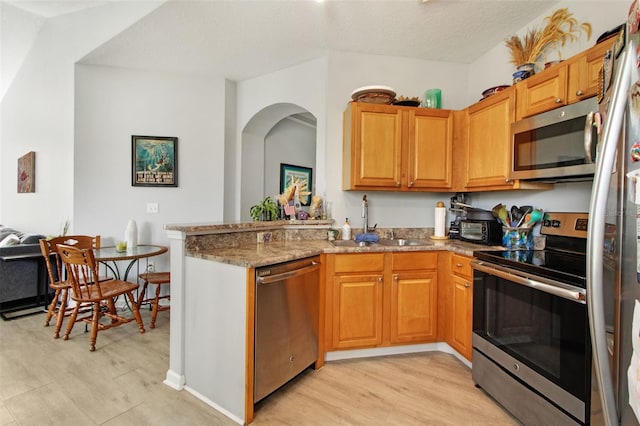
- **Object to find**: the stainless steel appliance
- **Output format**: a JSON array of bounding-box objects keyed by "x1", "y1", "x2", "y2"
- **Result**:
[
  {"x1": 448, "y1": 193, "x2": 469, "y2": 239},
  {"x1": 510, "y1": 97, "x2": 599, "y2": 181},
  {"x1": 471, "y1": 212, "x2": 591, "y2": 425},
  {"x1": 588, "y1": 8, "x2": 640, "y2": 426},
  {"x1": 254, "y1": 256, "x2": 320, "y2": 403},
  {"x1": 459, "y1": 219, "x2": 502, "y2": 245}
]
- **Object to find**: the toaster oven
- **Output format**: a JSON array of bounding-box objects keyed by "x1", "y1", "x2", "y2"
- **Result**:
[{"x1": 459, "y1": 219, "x2": 502, "y2": 245}]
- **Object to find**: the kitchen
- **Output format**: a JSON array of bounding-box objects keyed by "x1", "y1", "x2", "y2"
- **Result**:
[{"x1": 1, "y1": 1, "x2": 637, "y2": 425}]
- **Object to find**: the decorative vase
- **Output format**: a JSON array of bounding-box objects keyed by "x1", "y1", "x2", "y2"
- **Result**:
[
  {"x1": 125, "y1": 219, "x2": 138, "y2": 250},
  {"x1": 512, "y1": 63, "x2": 536, "y2": 84}
]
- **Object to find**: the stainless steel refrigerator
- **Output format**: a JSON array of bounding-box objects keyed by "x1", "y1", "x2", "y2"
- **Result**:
[{"x1": 589, "y1": 2, "x2": 640, "y2": 425}]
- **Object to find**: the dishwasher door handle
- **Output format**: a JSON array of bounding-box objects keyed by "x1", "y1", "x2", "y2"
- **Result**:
[{"x1": 256, "y1": 261, "x2": 319, "y2": 285}]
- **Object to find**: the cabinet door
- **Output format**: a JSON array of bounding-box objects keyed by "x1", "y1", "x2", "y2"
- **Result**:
[
  {"x1": 466, "y1": 88, "x2": 515, "y2": 189},
  {"x1": 344, "y1": 103, "x2": 402, "y2": 189},
  {"x1": 567, "y1": 39, "x2": 615, "y2": 104},
  {"x1": 408, "y1": 109, "x2": 452, "y2": 189},
  {"x1": 332, "y1": 273, "x2": 384, "y2": 349},
  {"x1": 450, "y1": 274, "x2": 473, "y2": 360},
  {"x1": 390, "y1": 270, "x2": 437, "y2": 344},
  {"x1": 518, "y1": 64, "x2": 567, "y2": 118}
]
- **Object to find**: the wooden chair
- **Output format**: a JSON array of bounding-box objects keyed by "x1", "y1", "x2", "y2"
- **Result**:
[
  {"x1": 57, "y1": 244, "x2": 145, "y2": 351},
  {"x1": 39, "y1": 235, "x2": 104, "y2": 338},
  {"x1": 137, "y1": 271, "x2": 170, "y2": 328}
]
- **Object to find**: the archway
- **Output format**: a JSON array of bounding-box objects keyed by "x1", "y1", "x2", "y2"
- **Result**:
[{"x1": 240, "y1": 103, "x2": 317, "y2": 221}]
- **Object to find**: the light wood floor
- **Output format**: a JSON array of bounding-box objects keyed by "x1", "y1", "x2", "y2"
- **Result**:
[{"x1": 0, "y1": 308, "x2": 517, "y2": 425}]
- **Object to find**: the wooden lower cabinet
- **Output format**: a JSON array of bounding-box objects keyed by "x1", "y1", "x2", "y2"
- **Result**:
[
  {"x1": 332, "y1": 273, "x2": 383, "y2": 349},
  {"x1": 325, "y1": 251, "x2": 438, "y2": 351},
  {"x1": 390, "y1": 253, "x2": 438, "y2": 344},
  {"x1": 448, "y1": 253, "x2": 474, "y2": 361}
]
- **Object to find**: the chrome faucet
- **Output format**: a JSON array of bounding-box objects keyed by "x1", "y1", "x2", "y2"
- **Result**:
[{"x1": 362, "y1": 195, "x2": 369, "y2": 233}]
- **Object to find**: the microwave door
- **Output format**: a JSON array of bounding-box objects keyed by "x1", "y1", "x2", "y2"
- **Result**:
[{"x1": 510, "y1": 98, "x2": 598, "y2": 181}]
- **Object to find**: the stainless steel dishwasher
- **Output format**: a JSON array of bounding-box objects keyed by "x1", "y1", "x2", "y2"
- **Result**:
[{"x1": 254, "y1": 256, "x2": 320, "y2": 403}]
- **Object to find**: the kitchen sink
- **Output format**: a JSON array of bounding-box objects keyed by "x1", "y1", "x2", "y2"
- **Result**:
[
  {"x1": 330, "y1": 240, "x2": 377, "y2": 247},
  {"x1": 377, "y1": 238, "x2": 429, "y2": 246}
]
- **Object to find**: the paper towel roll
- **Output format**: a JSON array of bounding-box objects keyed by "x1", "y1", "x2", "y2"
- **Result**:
[{"x1": 434, "y1": 203, "x2": 446, "y2": 237}]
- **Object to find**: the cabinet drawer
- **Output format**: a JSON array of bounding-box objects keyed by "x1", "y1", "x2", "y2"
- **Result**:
[
  {"x1": 450, "y1": 254, "x2": 473, "y2": 278},
  {"x1": 392, "y1": 252, "x2": 437, "y2": 271},
  {"x1": 334, "y1": 253, "x2": 385, "y2": 273}
]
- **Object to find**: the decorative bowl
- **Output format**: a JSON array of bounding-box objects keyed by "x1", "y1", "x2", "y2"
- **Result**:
[
  {"x1": 481, "y1": 85, "x2": 510, "y2": 99},
  {"x1": 393, "y1": 96, "x2": 421, "y2": 107},
  {"x1": 351, "y1": 85, "x2": 396, "y2": 104}
]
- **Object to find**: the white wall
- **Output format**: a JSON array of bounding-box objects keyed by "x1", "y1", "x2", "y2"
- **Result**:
[
  {"x1": 0, "y1": 2, "x2": 44, "y2": 101},
  {"x1": 264, "y1": 118, "x2": 316, "y2": 200},
  {"x1": 0, "y1": 2, "x2": 161, "y2": 234},
  {"x1": 74, "y1": 64, "x2": 225, "y2": 270}
]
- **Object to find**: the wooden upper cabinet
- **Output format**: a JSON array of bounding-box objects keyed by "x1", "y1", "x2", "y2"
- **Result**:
[
  {"x1": 517, "y1": 64, "x2": 567, "y2": 118},
  {"x1": 343, "y1": 102, "x2": 452, "y2": 191},
  {"x1": 408, "y1": 109, "x2": 453, "y2": 189},
  {"x1": 567, "y1": 38, "x2": 615, "y2": 104},
  {"x1": 343, "y1": 102, "x2": 403, "y2": 189},
  {"x1": 518, "y1": 38, "x2": 616, "y2": 119},
  {"x1": 465, "y1": 87, "x2": 516, "y2": 190}
]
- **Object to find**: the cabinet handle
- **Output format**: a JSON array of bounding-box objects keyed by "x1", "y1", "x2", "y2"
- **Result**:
[
  {"x1": 576, "y1": 90, "x2": 584, "y2": 96},
  {"x1": 379, "y1": 276, "x2": 384, "y2": 283},
  {"x1": 555, "y1": 98, "x2": 562, "y2": 104},
  {"x1": 396, "y1": 181, "x2": 401, "y2": 187},
  {"x1": 456, "y1": 263, "x2": 463, "y2": 268},
  {"x1": 393, "y1": 275, "x2": 399, "y2": 281},
  {"x1": 464, "y1": 282, "x2": 470, "y2": 288},
  {"x1": 409, "y1": 181, "x2": 414, "y2": 187}
]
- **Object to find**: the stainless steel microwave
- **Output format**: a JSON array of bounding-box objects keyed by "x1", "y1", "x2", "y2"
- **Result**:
[{"x1": 510, "y1": 98, "x2": 599, "y2": 181}]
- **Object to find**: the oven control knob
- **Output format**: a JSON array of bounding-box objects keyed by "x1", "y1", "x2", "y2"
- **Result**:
[
  {"x1": 543, "y1": 219, "x2": 551, "y2": 227},
  {"x1": 552, "y1": 220, "x2": 561, "y2": 227},
  {"x1": 513, "y1": 363, "x2": 520, "y2": 372}
]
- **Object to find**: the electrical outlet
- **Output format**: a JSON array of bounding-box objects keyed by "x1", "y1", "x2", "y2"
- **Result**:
[
  {"x1": 147, "y1": 263, "x2": 155, "y2": 273},
  {"x1": 147, "y1": 202, "x2": 159, "y2": 214}
]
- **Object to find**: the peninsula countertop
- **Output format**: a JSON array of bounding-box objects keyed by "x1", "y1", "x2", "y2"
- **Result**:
[{"x1": 187, "y1": 238, "x2": 497, "y2": 268}]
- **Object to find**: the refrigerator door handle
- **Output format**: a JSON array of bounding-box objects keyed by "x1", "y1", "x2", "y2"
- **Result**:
[{"x1": 588, "y1": 45, "x2": 633, "y2": 426}]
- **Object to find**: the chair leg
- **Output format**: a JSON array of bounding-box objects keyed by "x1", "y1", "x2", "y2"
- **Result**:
[
  {"x1": 44, "y1": 289, "x2": 61, "y2": 326},
  {"x1": 63, "y1": 303, "x2": 80, "y2": 340},
  {"x1": 137, "y1": 282, "x2": 149, "y2": 308},
  {"x1": 127, "y1": 292, "x2": 145, "y2": 334},
  {"x1": 150, "y1": 285, "x2": 162, "y2": 329},
  {"x1": 89, "y1": 302, "x2": 100, "y2": 352},
  {"x1": 53, "y1": 288, "x2": 68, "y2": 339}
]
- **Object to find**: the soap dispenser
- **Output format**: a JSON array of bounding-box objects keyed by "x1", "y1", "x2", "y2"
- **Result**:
[{"x1": 342, "y1": 218, "x2": 352, "y2": 240}]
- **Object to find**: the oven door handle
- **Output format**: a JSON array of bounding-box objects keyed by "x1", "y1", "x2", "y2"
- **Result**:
[{"x1": 471, "y1": 260, "x2": 586, "y2": 303}]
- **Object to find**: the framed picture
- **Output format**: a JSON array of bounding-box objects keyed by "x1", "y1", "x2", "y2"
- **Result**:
[
  {"x1": 17, "y1": 151, "x2": 35, "y2": 193},
  {"x1": 132, "y1": 135, "x2": 178, "y2": 187},
  {"x1": 279, "y1": 163, "x2": 312, "y2": 205}
]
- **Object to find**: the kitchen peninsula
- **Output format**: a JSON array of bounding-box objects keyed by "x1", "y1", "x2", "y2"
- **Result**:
[{"x1": 164, "y1": 219, "x2": 491, "y2": 424}]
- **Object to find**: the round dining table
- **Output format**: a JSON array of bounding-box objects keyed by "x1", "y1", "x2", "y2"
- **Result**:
[{"x1": 94, "y1": 244, "x2": 168, "y2": 282}]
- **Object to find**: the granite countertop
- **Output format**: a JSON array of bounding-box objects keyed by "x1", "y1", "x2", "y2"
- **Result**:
[{"x1": 188, "y1": 238, "x2": 499, "y2": 268}]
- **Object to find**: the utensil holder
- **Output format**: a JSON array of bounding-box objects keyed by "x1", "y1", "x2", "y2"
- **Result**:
[{"x1": 502, "y1": 226, "x2": 533, "y2": 249}]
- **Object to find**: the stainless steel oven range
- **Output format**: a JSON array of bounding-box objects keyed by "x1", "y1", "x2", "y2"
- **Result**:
[{"x1": 471, "y1": 212, "x2": 593, "y2": 425}]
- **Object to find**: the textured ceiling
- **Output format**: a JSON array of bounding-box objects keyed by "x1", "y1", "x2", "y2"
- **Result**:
[{"x1": 9, "y1": 0, "x2": 562, "y2": 81}]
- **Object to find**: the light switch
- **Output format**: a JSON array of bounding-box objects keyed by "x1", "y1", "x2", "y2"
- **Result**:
[{"x1": 147, "y1": 202, "x2": 159, "y2": 214}]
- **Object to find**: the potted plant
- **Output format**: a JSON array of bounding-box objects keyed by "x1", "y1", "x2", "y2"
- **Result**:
[
  {"x1": 249, "y1": 196, "x2": 280, "y2": 221},
  {"x1": 505, "y1": 8, "x2": 591, "y2": 74}
]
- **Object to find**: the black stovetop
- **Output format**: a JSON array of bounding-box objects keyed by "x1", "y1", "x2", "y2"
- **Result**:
[{"x1": 474, "y1": 249, "x2": 587, "y2": 288}]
